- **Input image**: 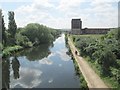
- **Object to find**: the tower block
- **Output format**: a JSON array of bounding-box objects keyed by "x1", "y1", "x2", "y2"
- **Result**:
[{"x1": 71, "y1": 19, "x2": 82, "y2": 34}]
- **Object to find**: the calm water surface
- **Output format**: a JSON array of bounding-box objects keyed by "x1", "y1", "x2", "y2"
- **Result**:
[{"x1": 2, "y1": 34, "x2": 80, "y2": 88}]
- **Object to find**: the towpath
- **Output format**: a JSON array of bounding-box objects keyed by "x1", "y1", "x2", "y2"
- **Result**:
[{"x1": 68, "y1": 37, "x2": 109, "y2": 89}]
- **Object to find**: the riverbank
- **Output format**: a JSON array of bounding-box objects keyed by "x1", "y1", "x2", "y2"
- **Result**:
[
  {"x1": 65, "y1": 34, "x2": 88, "y2": 89},
  {"x1": 2, "y1": 40, "x2": 55, "y2": 58},
  {"x1": 67, "y1": 35, "x2": 109, "y2": 88}
]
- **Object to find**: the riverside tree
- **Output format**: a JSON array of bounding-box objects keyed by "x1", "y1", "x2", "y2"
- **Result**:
[
  {"x1": 8, "y1": 11, "x2": 17, "y2": 45},
  {"x1": 2, "y1": 15, "x2": 6, "y2": 46}
]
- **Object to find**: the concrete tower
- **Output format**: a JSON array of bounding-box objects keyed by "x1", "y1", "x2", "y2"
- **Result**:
[{"x1": 71, "y1": 19, "x2": 82, "y2": 34}]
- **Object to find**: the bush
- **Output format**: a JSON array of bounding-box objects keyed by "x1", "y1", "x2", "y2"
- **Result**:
[
  {"x1": 20, "y1": 23, "x2": 53, "y2": 44},
  {"x1": 15, "y1": 33, "x2": 33, "y2": 47},
  {"x1": 72, "y1": 28, "x2": 120, "y2": 86},
  {"x1": 3, "y1": 45, "x2": 23, "y2": 57}
]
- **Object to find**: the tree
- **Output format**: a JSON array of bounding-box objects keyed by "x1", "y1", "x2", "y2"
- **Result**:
[
  {"x1": 2, "y1": 15, "x2": 7, "y2": 46},
  {"x1": 8, "y1": 11, "x2": 17, "y2": 45},
  {"x1": 21, "y1": 23, "x2": 53, "y2": 45}
]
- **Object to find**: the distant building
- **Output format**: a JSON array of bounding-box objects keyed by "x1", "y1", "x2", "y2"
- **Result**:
[
  {"x1": 71, "y1": 19, "x2": 110, "y2": 34},
  {"x1": 71, "y1": 19, "x2": 82, "y2": 34}
]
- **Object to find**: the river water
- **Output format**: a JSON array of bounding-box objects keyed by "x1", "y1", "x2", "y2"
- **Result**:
[{"x1": 2, "y1": 34, "x2": 80, "y2": 88}]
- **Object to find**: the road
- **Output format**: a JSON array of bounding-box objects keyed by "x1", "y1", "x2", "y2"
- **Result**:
[{"x1": 68, "y1": 37, "x2": 109, "y2": 89}]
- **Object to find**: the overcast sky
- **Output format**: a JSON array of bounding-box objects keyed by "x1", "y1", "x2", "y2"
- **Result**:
[{"x1": 0, "y1": 0, "x2": 119, "y2": 29}]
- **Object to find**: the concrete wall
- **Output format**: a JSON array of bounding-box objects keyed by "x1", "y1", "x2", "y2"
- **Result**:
[
  {"x1": 71, "y1": 19, "x2": 82, "y2": 29},
  {"x1": 71, "y1": 19, "x2": 82, "y2": 34},
  {"x1": 71, "y1": 29, "x2": 81, "y2": 34}
]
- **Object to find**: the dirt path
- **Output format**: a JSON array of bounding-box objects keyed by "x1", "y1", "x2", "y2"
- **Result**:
[{"x1": 68, "y1": 37, "x2": 109, "y2": 89}]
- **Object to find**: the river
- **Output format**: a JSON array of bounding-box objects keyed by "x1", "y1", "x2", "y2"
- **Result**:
[{"x1": 2, "y1": 34, "x2": 80, "y2": 88}]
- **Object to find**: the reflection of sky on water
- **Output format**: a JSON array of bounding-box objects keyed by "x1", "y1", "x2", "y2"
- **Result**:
[
  {"x1": 56, "y1": 48, "x2": 71, "y2": 61},
  {"x1": 53, "y1": 34, "x2": 65, "y2": 45},
  {"x1": 50, "y1": 34, "x2": 71, "y2": 62},
  {"x1": 48, "y1": 78, "x2": 53, "y2": 83},
  {"x1": 10, "y1": 34, "x2": 80, "y2": 88},
  {"x1": 11, "y1": 67, "x2": 42, "y2": 88},
  {"x1": 39, "y1": 58, "x2": 53, "y2": 65},
  {"x1": 51, "y1": 34, "x2": 66, "y2": 52}
]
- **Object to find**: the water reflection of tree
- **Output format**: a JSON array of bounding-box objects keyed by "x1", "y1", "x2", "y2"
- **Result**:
[
  {"x1": 2, "y1": 56, "x2": 20, "y2": 89},
  {"x1": 2, "y1": 58, "x2": 10, "y2": 89},
  {"x1": 12, "y1": 56, "x2": 20, "y2": 79},
  {"x1": 18, "y1": 44, "x2": 51, "y2": 61}
]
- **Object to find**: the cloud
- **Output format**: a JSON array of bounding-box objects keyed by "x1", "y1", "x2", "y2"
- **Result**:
[
  {"x1": 11, "y1": 67, "x2": 42, "y2": 88},
  {"x1": 14, "y1": 0, "x2": 54, "y2": 27},
  {"x1": 0, "y1": 0, "x2": 33, "y2": 2},
  {"x1": 48, "y1": 78, "x2": 53, "y2": 83},
  {"x1": 57, "y1": 0, "x2": 91, "y2": 12},
  {"x1": 39, "y1": 58, "x2": 53, "y2": 65},
  {"x1": 33, "y1": 0, "x2": 54, "y2": 9},
  {"x1": 92, "y1": 0, "x2": 119, "y2": 3},
  {"x1": 48, "y1": 52, "x2": 56, "y2": 58},
  {"x1": 88, "y1": 1, "x2": 118, "y2": 27},
  {"x1": 1, "y1": 0, "x2": 118, "y2": 28},
  {"x1": 58, "y1": 64, "x2": 62, "y2": 67},
  {"x1": 68, "y1": 1, "x2": 117, "y2": 28},
  {"x1": 56, "y1": 48, "x2": 71, "y2": 62},
  {"x1": 53, "y1": 34, "x2": 65, "y2": 44}
]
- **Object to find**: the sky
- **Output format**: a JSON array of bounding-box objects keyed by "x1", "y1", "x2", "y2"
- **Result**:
[{"x1": 0, "y1": 0, "x2": 119, "y2": 29}]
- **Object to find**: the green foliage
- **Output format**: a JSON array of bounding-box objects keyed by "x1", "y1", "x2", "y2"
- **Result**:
[
  {"x1": 20, "y1": 23, "x2": 56, "y2": 45},
  {"x1": 0, "y1": 43, "x2": 2, "y2": 57},
  {"x1": 8, "y1": 11, "x2": 17, "y2": 39},
  {"x1": 111, "y1": 67, "x2": 120, "y2": 84},
  {"x1": 18, "y1": 44, "x2": 50, "y2": 61},
  {"x1": 73, "y1": 59, "x2": 88, "y2": 89},
  {"x1": 7, "y1": 11, "x2": 17, "y2": 46},
  {"x1": 3, "y1": 45, "x2": 23, "y2": 57},
  {"x1": 15, "y1": 33, "x2": 33, "y2": 48},
  {"x1": 0, "y1": 10, "x2": 6, "y2": 47},
  {"x1": 49, "y1": 28, "x2": 61, "y2": 39},
  {"x1": 72, "y1": 28, "x2": 120, "y2": 87},
  {"x1": 2, "y1": 16, "x2": 7, "y2": 46},
  {"x1": 65, "y1": 33, "x2": 68, "y2": 44},
  {"x1": 0, "y1": 43, "x2": 2, "y2": 49}
]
